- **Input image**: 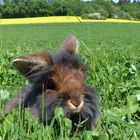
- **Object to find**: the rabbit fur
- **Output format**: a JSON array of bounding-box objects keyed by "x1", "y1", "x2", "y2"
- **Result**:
[{"x1": 4, "y1": 35, "x2": 100, "y2": 130}]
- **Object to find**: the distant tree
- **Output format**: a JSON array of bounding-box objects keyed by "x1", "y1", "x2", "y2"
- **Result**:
[
  {"x1": 51, "y1": 0, "x2": 66, "y2": 16},
  {"x1": 119, "y1": 0, "x2": 130, "y2": 3},
  {"x1": 133, "y1": 0, "x2": 137, "y2": 3},
  {"x1": 64, "y1": 0, "x2": 82, "y2": 16},
  {"x1": 0, "y1": 4, "x2": 2, "y2": 17},
  {"x1": 1, "y1": 0, "x2": 140, "y2": 19},
  {"x1": 3, "y1": 0, "x2": 11, "y2": 4}
]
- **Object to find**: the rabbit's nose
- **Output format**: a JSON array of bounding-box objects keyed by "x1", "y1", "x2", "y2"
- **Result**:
[{"x1": 68, "y1": 100, "x2": 84, "y2": 112}]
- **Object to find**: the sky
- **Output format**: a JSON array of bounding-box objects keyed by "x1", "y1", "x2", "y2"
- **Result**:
[{"x1": 114, "y1": 0, "x2": 119, "y2": 2}]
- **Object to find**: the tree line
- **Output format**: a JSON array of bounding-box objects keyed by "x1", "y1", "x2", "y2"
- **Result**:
[{"x1": 0, "y1": 0, "x2": 140, "y2": 20}]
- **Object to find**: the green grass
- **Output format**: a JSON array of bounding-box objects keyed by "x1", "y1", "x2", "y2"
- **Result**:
[{"x1": 0, "y1": 23, "x2": 140, "y2": 140}]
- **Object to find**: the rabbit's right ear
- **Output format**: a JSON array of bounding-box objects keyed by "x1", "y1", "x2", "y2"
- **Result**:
[
  {"x1": 61, "y1": 35, "x2": 80, "y2": 55},
  {"x1": 12, "y1": 51, "x2": 52, "y2": 81}
]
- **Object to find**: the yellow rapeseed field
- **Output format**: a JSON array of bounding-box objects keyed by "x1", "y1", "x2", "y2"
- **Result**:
[{"x1": 0, "y1": 16, "x2": 140, "y2": 25}]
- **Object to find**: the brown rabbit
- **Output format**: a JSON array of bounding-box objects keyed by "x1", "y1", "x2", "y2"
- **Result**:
[{"x1": 4, "y1": 35, "x2": 99, "y2": 130}]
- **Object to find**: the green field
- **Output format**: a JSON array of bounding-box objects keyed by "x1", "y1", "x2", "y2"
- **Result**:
[{"x1": 0, "y1": 23, "x2": 140, "y2": 139}]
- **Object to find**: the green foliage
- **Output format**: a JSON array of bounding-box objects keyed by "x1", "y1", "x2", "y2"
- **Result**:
[
  {"x1": 0, "y1": 0, "x2": 140, "y2": 19},
  {"x1": 0, "y1": 22, "x2": 140, "y2": 139},
  {"x1": 120, "y1": 3, "x2": 140, "y2": 19},
  {"x1": 1, "y1": 0, "x2": 54, "y2": 18}
]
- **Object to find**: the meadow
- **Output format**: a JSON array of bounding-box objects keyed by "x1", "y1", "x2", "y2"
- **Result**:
[{"x1": 0, "y1": 22, "x2": 140, "y2": 139}]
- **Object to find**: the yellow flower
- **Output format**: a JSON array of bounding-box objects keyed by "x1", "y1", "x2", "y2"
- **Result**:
[{"x1": 0, "y1": 16, "x2": 140, "y2": 25}]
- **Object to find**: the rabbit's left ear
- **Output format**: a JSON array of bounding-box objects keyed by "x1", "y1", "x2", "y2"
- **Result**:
[
  {"x1": 12, "y1": 51, "x2": 52, "y2": 81},
  {"x1": 61, "y1": 35, "x2": 79, "y2": 55}
]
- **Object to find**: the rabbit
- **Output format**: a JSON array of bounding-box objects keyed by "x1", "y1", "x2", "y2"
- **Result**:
[{"x1": 4, "y1": 35, "x2": 100, "y2": 130}]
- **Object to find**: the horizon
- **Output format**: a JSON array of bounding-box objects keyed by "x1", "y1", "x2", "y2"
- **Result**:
[
  {"x1": 0, "y1": 0, "x2": 137, "y2": 4},
  {"x1": 0, "y1": 0, "x2": 120, "y2": 3}
]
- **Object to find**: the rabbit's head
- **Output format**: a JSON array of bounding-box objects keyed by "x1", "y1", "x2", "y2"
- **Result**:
[{"x1": 7, "y1": 35, "x2": 99, "y2": 130}]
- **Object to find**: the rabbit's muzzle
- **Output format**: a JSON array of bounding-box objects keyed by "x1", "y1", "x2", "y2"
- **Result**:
[{"x1": 67, "y1": 99, "x2": 84, "y2": 113}]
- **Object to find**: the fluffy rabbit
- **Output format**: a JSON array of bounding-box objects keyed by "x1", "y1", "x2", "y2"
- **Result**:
[{"x1": 4, "y1": 35, "x2": 99, "y2": 130}]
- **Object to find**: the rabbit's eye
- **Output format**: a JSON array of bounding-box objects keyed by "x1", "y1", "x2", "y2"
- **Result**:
[
  {"x1": 46, "y1": 79, "x2": 58, "y2": 90},
  {"x1": 58, "y1": 94, "x2": 69, "y2": 100},
  {"x1": 83, "y1": 94, "x2": 91, "y2": 100}
]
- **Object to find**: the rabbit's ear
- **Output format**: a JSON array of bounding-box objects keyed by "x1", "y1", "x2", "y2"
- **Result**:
[
  {"x1": 12, "y1": 51, "x2": 52, "y2": 81},
  {"x1": 61, "y1": 35, "x2": 79, "y2": 55}
]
